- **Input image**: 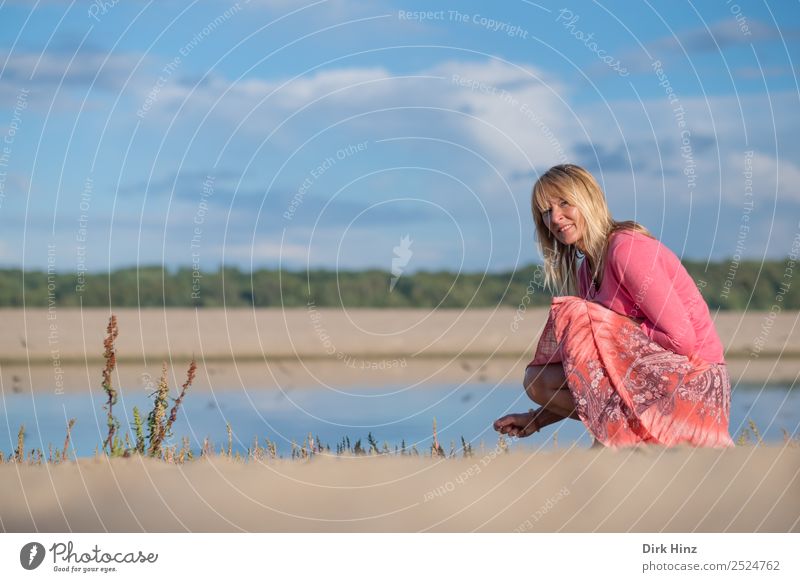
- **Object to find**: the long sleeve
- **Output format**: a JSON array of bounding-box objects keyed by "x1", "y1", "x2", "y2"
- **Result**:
[{"x1": 607, "y1": 237, "x2": 697, "y2": 357}]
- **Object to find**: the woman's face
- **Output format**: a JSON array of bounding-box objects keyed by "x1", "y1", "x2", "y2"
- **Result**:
[{"x1": 541, "y1": 196, "x2": 585, "y2": 250}]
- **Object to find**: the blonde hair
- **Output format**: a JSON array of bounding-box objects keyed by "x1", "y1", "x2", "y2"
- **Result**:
[{"x1": 531, "y1": 164, "x2": 652, "y2": 296}]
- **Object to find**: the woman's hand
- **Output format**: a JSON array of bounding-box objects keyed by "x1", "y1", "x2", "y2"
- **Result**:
[{"x1": 493, "y1": 410, "x2": 539, "y2": 438}]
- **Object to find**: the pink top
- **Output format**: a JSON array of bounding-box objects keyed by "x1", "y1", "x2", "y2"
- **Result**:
[{"x1": 578, "y1": 230, "x2": 725, "y2": 364}]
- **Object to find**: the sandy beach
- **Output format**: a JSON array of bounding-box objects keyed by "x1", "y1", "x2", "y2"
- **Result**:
[
  {"x1": 1, "y1": 308, "x2": 798, "y2": 394},
  {"x1": 1, "y1": 446, "x2": 797, "y2": 532},
  {"x1": 1, "y1": 308, "x2": 798, "y2": 534}
]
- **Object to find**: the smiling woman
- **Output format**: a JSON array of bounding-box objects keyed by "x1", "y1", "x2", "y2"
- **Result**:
[{"x1": 494, "y1": 164, "x2": 733, "y2": 448}]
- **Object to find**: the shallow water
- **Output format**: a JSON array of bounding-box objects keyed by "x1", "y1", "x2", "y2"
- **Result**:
[{"x1": 1, "y1": 382, "x2": 797, "y2": 458}]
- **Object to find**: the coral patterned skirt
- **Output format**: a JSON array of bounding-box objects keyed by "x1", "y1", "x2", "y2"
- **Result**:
[{"x1": 529, "y1": 296, "x2": 734, "y2": 448}]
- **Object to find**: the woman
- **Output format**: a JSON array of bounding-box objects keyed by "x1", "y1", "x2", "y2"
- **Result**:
[{"x1": 493, "y1": 164, "x2": 733, "y2": 448}]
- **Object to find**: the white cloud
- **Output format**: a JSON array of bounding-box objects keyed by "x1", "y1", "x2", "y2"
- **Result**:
[
  {"x1": 747, "y1": 151, "x2": 800, "y2": 203},
  {"x1": 124, "y1": 57, "x2": 800, "y2": 259},
  {"x1": 5, "y1": 34, "x2": 799, "y2": 267},
  {"x1": 430, "y1": 59, "x2": 574, "y2": 175},
  {"x1": 138, "y1": 58, "x2": 573, "y2": 184}
]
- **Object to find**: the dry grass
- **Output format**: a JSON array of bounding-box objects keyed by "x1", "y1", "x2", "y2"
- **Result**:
[{"x1": 101, "y1": 314, "x2": 119, "y2": 455}]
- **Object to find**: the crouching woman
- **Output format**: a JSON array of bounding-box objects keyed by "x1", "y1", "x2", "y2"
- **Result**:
[{"x1": 493, "y1": 164, "x2": 733, "y2": 448}]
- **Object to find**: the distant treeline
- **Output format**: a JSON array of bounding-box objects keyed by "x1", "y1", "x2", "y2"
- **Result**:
[{"x1": 1, "y1": 259, "x2": 796, "y2": 310}]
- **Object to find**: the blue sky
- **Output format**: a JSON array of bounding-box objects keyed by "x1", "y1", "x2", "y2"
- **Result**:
[{"x1": 0, "y1": 0, "x2": 798, "y2": 274}]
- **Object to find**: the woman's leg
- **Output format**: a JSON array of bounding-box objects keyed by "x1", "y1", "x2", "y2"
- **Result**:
[
  {"x1": 530, "y1": 406, "x2": 572, "y2": 430},
  {"x1": 495, "y1": 363, "x2": 580, "y2": 439},
  {"x1": 524, "y1": 364, "x2": 580, "y2": 420}
]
